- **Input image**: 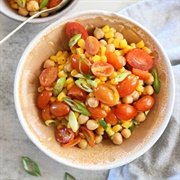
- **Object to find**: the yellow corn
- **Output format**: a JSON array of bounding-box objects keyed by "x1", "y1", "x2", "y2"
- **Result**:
[
  {"x1": 76, "y1": 48, "x2": 84, "y2": 55},
  {"x1": 58, "y1": 64, "x2": 65, "y2": 71},
  {"x1": 106, "y1": 126, "x2": 115, "y2": 136},
  {"x1": 71, "y1": 47, "x2": 77, "y2": 54},
  {"x1": 105, "y1": 30, "x2": 114, "y2": 39},
  {"x1": 121, "y1": 121, "x2": 132, "y2": 129},
  {"x1": 100, "y1": 55, "x2": 107, "y2": 63},
  {"x1": 113, "y1": 38, "x2": 121, "y2": 48},
  {"x1": 110, "y1": 79, "x2": 118, "y2": 85},
  {"x1": 100, "y1": 46, "x2": 106, "y2": 55},
  {"x1": 119, "y1": 50, "x2": 125, "y2": 56},
  {"x1": 94, "y1": 78, "x2": 102, "y2": 85},
  {"x1": 110, "y1": 72, "x2": 118, "y2": 79},
  {"x1": 58, "y1": 70, "x2": 68, "y2": 78},
  {"x1": 77, "y1": 38, "x2": 85, "y2": 49},
  {"x1": 38, "y1": 86, "x2": 44, "y2": 92},
  {"x1": 112, "y1": 124, "x2": 122, "y2": 132},
  {"x1": 114, "y1": 50, "x2": 121, "y2": 56},
  {"x1": 70, "y1": 69, "x2": 78, "y2": 77},
  {"x1": 74, "y1": 112, "x2": 80, "y2": 119},
  {"x1": 136, "y1": 40, "x2": 145, "y2": 49},
  {"x1": 50, "y1": 96, "x2": 57, "y2": 103},
  {"x1": 92, "y1": 55, "x2": 101, "y2": 62},
  {"x1": 88, "y1": 92, "x2": 94, "y2": 97},
  {"x1": 56, "y1": 50, "x2": 62, "y2": 56},
  {"x1": 11, "y1": 3, "x2": 19, "y2": 9},
  {"x1": 67, "y1": 82, "x2": 75, "y2": 90},
  {"x1": 99, "y1": 77, "x2": 107, "y2": 82},
  {"x1": 65, "y1": 77, "x2": 74, "y2": 87},
  {"x1": 136, "y1": 84, "x2": 144, "y2": 92},
  {"x1": 119, "y1": 39, "x2": 128, "y2": 49},
  {"x1": 95, "y1": 126, "x2": 104, "y2": 135},
  {"x1": 101, "y1": 104, "x2": 111, "y2": 112},
  {"x1": 57, "y1": 56, "x2": 66, "y2": 65},
  {"x1": 50, "y1": 55, "x2": 57, "y2": 62},
  {"x1": 57, "y1": 91, "x2": 66, "y2": 101},
  {"x1": 130, "y1": 43, "x2": 136, "y2": 48},
  {"x1": 142, "y1": 46, "x2": 152, "y2": 54},
  {"x1": 107, "y1": 38, "x2": 114, "y2": 44},
  {"x1": 123, "y1": 45, "x2": 133, "y2": 54},
  {"x1": 102, "y1": 25, "x2": 110, "y2": 33}
]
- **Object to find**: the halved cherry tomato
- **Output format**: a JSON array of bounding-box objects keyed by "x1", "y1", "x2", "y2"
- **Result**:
[
  {"x1": 65, "y1": 22, "x2": 88, "y2": 40},
  {"x1": 105, "y1": 108, "x2": 119, "y2": 125},
  {"x1": 106, "y1": 51, "x2": 123, "y2": 70},
  {"x1": 41, "y1": 105, "x2": 51, "y2": 121},
  {"x1": 116, "y1": 74, "x2": 138, "y2": 97},
  {"x1": 61, "y1": 136, "x2": 81, "y2": 148},
  {"x1": 85, "y1": 36, "x2": 100, "y2": 55},
  {"x1": 50, "y1": 101, "x2": 70, "y2": 117},
  {"x1": 37, "y1": 90, "x2": 52, "y2": 109},
  {"x1": 115, "y1": 104, "x2": 137, "y2": 120},
  {"x1": 39, "y1": 66, "x2": 58, "y2": 87},
  {"x1": 126, "y1": 48, "x2": 153, "y2": 71},
  {"x1": 134, "y1": 95, "x2": 154, "y2": 111},
  {"x1": 132, "y1": 68, "x2": 151, "y2": 80},
  {"x1": 94, "y1": 84, "x2": 116, "y2": 106},
  {"x1": 68, "y1": 84, "x2": 87, "y2": 101},
  {"x1": 91, "y1": 61, "x2": 114, "y2": 77},
  {"x1": 87, "y1": 106, "x2": 107, "y2": 119},
  {"x1": 71, "y1": 54, "x2": 91, "y2": 75},
  {"x1": 80, "y1": 126, "x2": 95, "y2": 147},
  {"x1": 55, "y1": 128, "x2": 75, "y2": 144},
  {"x1": 48, "y1": 0, "x2": 62, "y2": 8}
]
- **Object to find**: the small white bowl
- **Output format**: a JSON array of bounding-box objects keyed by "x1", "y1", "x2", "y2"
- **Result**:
[
  {"x1": 0, "y1": 0, "x2": 77, "y2": 23},
  {"x1": 14, "y1": 10, "x2": 175, "y2": 170}
]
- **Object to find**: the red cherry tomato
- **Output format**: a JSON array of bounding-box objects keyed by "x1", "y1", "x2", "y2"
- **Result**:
[
  {"x1": 94, "y1": 84, "x2": 116, "y2": 106},
  {"x1": 106, "y1": 51, "x2": 123, "y2": 70},
  {"x1": 39, "y1": 66, "x2": 58, "y2": 87},
  {"x1": 48, "y1": 0, "x2": 62, "y2": 8},
  {"x1": 91, "y1": 61, "x2": 114, "y2": 77},
  {"x1": 65, "y1": 22, "x2": 88, "y2": 40},
  {"x1": 134, "y1": 95, "x2": 155, "y2": 111},
  {"x1": 55, "y1": 128, "x2": 75, "y2": 144},
  {"x1": 126, "y1": 48, "x2": 153, "y2": 71},
  {"x1": 115, "y1": 104, "x2": 137, "y2": 120},
  {"x1": 87, "y1": 106, "x2": 107, "y2": 119},
  {"x1": 50, "y1": 102, "x2": 70, "y2": 117},
  {"x1": 117, "y1": 74, "x2": 138, "y2": 97},
  {"x1": 37, "y1": 90, "x2": 52, "y2": 109},
  {"x1": 71, "y1": 54, "x2": 91, "y2": 75},
  {"x1": 85, "y1": 36, "x2": 100, "y2": 55},
  {"x1": 80, "y1": 126, "x2": 95, "y2": 147},
  {"x1": 61, "y1": 136, "x2": 81, "y2": 148},
  {"x1": 68, "y1": 84, "x2": 87, "y2": 101},
  {"x1": 105, "y1": 108, "x2": 119, "y2": 125},
  {"x1": 41, "y1": 105, "x2": 51, "y2": 121},
  {"x1": 132, "y1": 68, "x2": 151, "y2": 80}
]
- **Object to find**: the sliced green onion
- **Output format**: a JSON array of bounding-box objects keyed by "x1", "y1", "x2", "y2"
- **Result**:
[
  {"x1": 21, "y1": 157, "x2": 41, "y2": 177},
  {"x1": 63, "y1": 97, "x2": 90, "y2": 116},
  {"x1": 68, "y1": 111, "x2": 79, "y2": 132},
  {"x1": 74, "y1": 73, "x2": 95, "y2": 79},
  {"x1": 64, "y1": 172, "x2": 76, "y2": 180},
  {"x1": 78, "y1": 57, "x2": 91, "y2": 79},
  {"x1": 98, "y1": 120, "x2": 108, "y2": 131},
  {"x1": 75, "y1": 79, "x2": 93, "y2": 92},
  {"x1": 69, "y1": 34, "x2": 82, "y2": 48},
  {"x1": 17, "y1": 0, "x2": 26, "y2": 8},
  {"x1": 129, "y1": 123, "x2": 135, "y2": 133},
  {"x1": 87, "y1": 79, "x2": 97, "y2": 88},
  {"x1": 151, "y1": 67, "x2": 160, "y2": 94},
  {"x1": 45, "y1": 120, "x2": 56, "y2": 126},
  {"x1": 53, "y1": 77, "x2": 66, "y2": 96},
  {"x1": 39, "y1": 0, "x2": 49, "y2": 10},
  {"x1": 115, "y1": 71, "x2": 131, "y2": 82},
  {"x1": 145, "y1": 110, "x2": 150, "y2": 115}
]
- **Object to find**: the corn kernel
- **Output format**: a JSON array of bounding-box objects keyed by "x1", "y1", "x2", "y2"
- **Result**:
[
  {"x1": 99, "y1": 77, "x2": 107, "y2": 82},
  {"x1": 100, "y1": 55, "x2": 107, "y2": 62},
  {"x1": 105, "y1": 30, "x2": 114, "y2": 39},
  {"x1": 119, "y1": 39, "x2": 128, "y2": 49},
  {"x1": 112, "y1": 124, "x2": 122, "y2": 132},
  {"x1": 113, "y1": 38, "x2": 121, "y2": 48},
  {"x1": 136, "y1": 40, "x2": 145, "y2": 49},
  {"x1": 11, "y1": 3, "x2": 19, "y2": 9},
  {"x1": 88, "y1": 92, "x2": 94, "y2": 97},
  {"x1": 65, "y1": 77, "x2": 74, "y2": 87},
  {"x1": 136, "y1": 84, "x2": 144, "y2": 92},
  {"x1": 76, "y1": 48, "x2": 84, "y2": 55},
  {"x1": 92, "y1": 55, "x2": 101, "y2": 62},
  {"x1": 50, "y1": 96, "x2": 57, "y2": 103},
  {"x1": 114, "y1": 50, "x2": 121, "y2": 56},
  {"x1": 57, "y1": 56, "x2": 66, "y2": 65},
  {"x1": 100, "y1": 46, "x2": 106, "y2": 55},
  {"x1": 77, "y1": 39, "x2": 85, "y2": 49},
  {"x1": 57, "y1": 91, "x2": 66, "y2": 101},
  {"x1": 38, "y1": 86, "x2": 44, "y2": 92},
  {"x1": 110, "y1": 79, "x2": 118, "y2": 85},
  {"x1": 58, "y1": 70, "x2": 68, "y2": 78},
  {"x1": 119, "y1": 50, "x2": 125, "y2": 56},
  {"x1": 121, "y1": 121, "x2": 132, "y2": 129},
  {"x1": 95, "y1": 78, "x2": 101, "y2": 85},
  {"x1": 56, "y1": 50, "x2": 62, "y2": 56},
  {"x1": 106, "y1": 127, "x2": 115, "y2": 136},
  {"x1": 102, "y1": 25, "x2": 110, "y2": 33},
  {"x1": 130, "y1": 43, "x2": 136, "y2": 48},
  {"x1": 67, "y1": 82, "x2": 75, "y2": 90},
  {"x1": 123, "y1": 45, "x2": 133, "y2": 54},
  {"x1": 50, "y1": 55, "x2": 57, "y2": 62},
  {"x1": 74, "y1": 112, "x2": 80, "y2": 119},
  {"x1": 70, "y1": 69, "x2": 78, "y2": 77},
  {"x1": 110, "y1": 72, "x2": 118, "y2": 79},
  {"x1": 95, "y1": 126, "x2": 104, "y2": 135},
  {"x1": 107, "y1": 38, "x2": 114, "y2": 44},
  {"x1": 101, "y1": 104, "x2": 111, "y2": 112},
  {"x1": 58, "y1": 64, "x2": 65, "y2": 71},
  {"x1": 62, "y1": 51, "x2": 68, "y2": 58},
  {"x1": 142, "y1": 46, "x2": 152, "y2": 54},
  {"x1": 118, "y1": 67, "x2": 125, "y2": 73},
  {"x1": 71, "y1": 47, "x2": 77, "y2": 54}
]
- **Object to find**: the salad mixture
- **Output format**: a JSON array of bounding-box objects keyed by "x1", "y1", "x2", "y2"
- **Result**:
[
  {"x1": 7, "y1": 0, "x2": 62, "y2": 17},
  {"x1": 37, "y1": 22, "x2": 160, "y2": 149}
]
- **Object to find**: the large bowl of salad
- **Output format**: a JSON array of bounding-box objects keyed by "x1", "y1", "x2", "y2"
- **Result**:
[{"x1": 14, "y1": 10, "x2": 175, "y2": 170}]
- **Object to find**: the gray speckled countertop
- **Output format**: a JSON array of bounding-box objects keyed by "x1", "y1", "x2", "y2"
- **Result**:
[{"x1": 0, "y1": 0, "x2": 140, "y2": 179}]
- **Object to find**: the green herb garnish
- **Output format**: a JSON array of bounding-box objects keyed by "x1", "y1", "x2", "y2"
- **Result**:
[{"x1": 64, "y1": 172, "x2": 76, "y2": 180}]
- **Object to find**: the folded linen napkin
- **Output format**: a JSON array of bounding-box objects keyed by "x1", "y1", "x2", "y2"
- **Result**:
[{"x1": 108, "y1": 0, "x2": 180, "y2": 179}]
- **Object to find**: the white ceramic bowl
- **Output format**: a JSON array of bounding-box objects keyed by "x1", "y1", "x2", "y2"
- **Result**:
[
  {"x1": 14, "y1": 11, "x2": 175, "y2": 170},
  {"x1": 0, "y1": 0, "x2": 77, "y2": 23}
]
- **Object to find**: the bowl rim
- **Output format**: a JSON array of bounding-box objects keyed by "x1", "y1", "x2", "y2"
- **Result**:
[{"x1": 14, "y1": 10, "x2": 175, "y2": 170}]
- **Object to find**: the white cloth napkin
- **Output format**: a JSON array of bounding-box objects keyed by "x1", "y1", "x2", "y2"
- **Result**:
[{"x1": 108, "y1": 0, "x2": 180, "y2": 179}]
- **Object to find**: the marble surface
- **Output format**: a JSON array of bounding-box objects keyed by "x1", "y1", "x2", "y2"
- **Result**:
[{"x1": 0, "y1": 0, "x2": 140, "y2": 179}]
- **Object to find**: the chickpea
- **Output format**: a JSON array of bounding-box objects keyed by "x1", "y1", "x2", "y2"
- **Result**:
[
  {"x1": 18, "y1": 7, "x2": 28, "y2": 16},
  {"x1": 78, "y1": 114, "x2": 89, "y2": 124},
  {"x1": 121, "y1": 129, "x2": 131, "y2": 139},
  {"x1": 122, "y1": 95, "x2": 133, "y2": 104},
  {"x1": 87, "y1": 97, "x2": 99, "y2": 108},
  {"x1": 143, "y1": 85, "x2": 154, "y2": 95},
  {"x1": 135, "y1": 112, "x2": 146, "y2": 122},
  {"x1": 117, "y1": 56, "x2": 126, "y2": 66},
  {"x1": 111, "y1": 133, "x2": 123, "y2": 145},
  {"x1": 144, "y1": 75, "x2": 154, "y2": 85},
  {"x1": 29, "y1": 11, "x2": 39, "y2": 17},
  {"x1": 110, "y1": 27, "x2": 116, "y2": 33},
  {"x1": 95, "y1": 134, "x2": 103, "y2": 144},
  {"x1": 40, "y1": 7, "x2": 49, "y2": 17},
  {"x1": 106, "y1": 44, "x2": 115, "y2": 52},
  {"x1": 131, "y1": 90, "x2": 139, "y2": 101},
  {"x1": 64, "y1": 61, "x2": 73, "y2": 72},
  {"x1": 114, "y1": 32, "x2": 124, "y2": 40},
  {"x1": 43, "y1": 59, "x2": 55, "y2": 68},
  {"x1": 99, "y1": 39, "x2": 107, "y2": 47},
  {"x1": 94, "y1": 27, "x2": 105, "y2": 40},
  {"x1": 27, "y1": 1, "x2": 39, "y2": 12},
  {"x1": 86, "y1": 120, "x2": 98, "y2": 130},
  {"x1": 78, "y1": 139, "x2": 88, "y2": 149}
]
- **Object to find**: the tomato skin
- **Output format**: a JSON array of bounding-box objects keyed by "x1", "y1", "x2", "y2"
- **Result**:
[
  {"x1": 80, "y1": 126, "x2": 95, "y2": 147},
  {"x1": 39, "y1": 66, "x2": 58, "y2": 87},
  {"x1": 106, "y1": 52, "x2": 123, "y2": 70},
  {"x1": 37, "y1": 90, "x2": 52, "y2": 109},
  {"x1": 41, "y1": 105, "x2": 51, "y2": 121},
  {"x1": 65, "y1": 22, "x2": 88, "y2": 40},
  {"x1": 94, "y1": 84, "x2": 115, "y2": 106},
  {"x1": 50, "y1": 102, "x2": 70, "y2": 117},
  {"x1": 91, "y1": 61, "x2": 114, "y2": 77},
  {"x1": 105, "y1": 108, "x2": 119, "y2": 125},
  {"x1": 85, "y1": 36, "x2": 100, "y2": 55},
  {"x1": 68, "y1": 84, "x2": 87, "y2": 101},
  {"x1": 115, "y1": 104, "x2": 137, "y2": 120},
  {"x1": 55, "y1": 128, "x2": 75, "y2": 144},
  {"x1": 48, "y1": 0, "x2": 62, "y2": 8},
  {"x1": 71, "y1": 54, "x2": 91, "y2": 75},
  {"x1": 134, "y1": 95, "x2": 155, "y2": 111},
  {"x1": 126, "y1": 48, "x2": 153, "y2": 71},
  {"x1": 61, "y1": 136, "x2": 81, "y2": 148},
  {"x1": 117, "y1": 74, "x2": 138, "y2": 97},
  {"x1": 132, "y1": 68, "x2": 151, "y2": 80},
  {"x1": 87, "y1": 106, "x2": 107, "y2": 119}
]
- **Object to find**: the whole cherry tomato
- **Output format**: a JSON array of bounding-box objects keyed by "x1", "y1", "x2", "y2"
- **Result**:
[
  {"x1": 37, "y1": 90, "x2": 52, "y2": 109},
  {"x1": 115, "y1": 104, "x2": 137, "y2": 120},
  {"x1": 117, "y1": 74, "x2": 138, "y2": 97},
  {"x1": 50, "y1": 102, "x2": 70, "y2": 117},
  {"x1": 41, "y1": 105, "x2": 51, "y2": 121},
  {"x1": 87, "y1": 106, "x2": 107, "y2": 119},
  {"x1": 85, "y1": 36, "x2": 100, "y2": 55},
  {"x1": 105, "y1": 108, "x2": 119, "y2": 125},
  {"x1": 134, "y1": 95, "x2": 155, "y2": 111}
]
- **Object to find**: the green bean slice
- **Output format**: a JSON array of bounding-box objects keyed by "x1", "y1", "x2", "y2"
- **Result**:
[
  {"x1": 39, "y1": 0, "x2": 49, "y2": 9},
  {"x1": 98, "y1": 120, "x2": 108, "y2": 131},
  {"x1": 151, "y1": 67, "x2": 160, "y2": 94}
]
